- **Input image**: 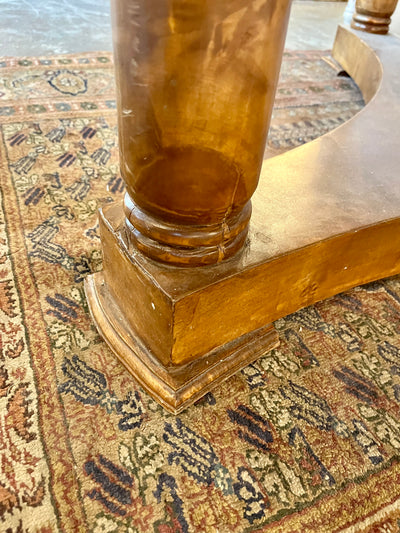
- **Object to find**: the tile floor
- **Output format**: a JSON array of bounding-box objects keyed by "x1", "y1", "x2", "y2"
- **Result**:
[{"x1": 1, "y1": 1, "x2": 399, "y2": 57}]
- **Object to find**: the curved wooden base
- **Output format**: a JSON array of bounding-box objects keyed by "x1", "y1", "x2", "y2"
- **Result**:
[{"x1": 86, "y1": 26, "x2": 400, "y2": 412}]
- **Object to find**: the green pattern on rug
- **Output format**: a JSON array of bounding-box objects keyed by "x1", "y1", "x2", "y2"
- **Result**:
[{"x1": 2, "y1": 50, "x2": 400, "y2": 533}]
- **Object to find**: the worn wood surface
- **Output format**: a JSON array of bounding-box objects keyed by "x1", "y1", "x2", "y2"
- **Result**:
[{"x1": 86, "y1": 26, "x2": 400, "y2": 413}]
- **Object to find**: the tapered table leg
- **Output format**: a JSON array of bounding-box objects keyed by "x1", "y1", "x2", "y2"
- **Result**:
[
  {"x1": 112, "y1": 0, "x2": 292, "y2": 267},
  {"x1": 344, "y1": 0, "x2": 356, "y2": 24}
]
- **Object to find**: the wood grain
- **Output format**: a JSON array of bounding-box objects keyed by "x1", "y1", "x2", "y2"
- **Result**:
[{"x1": 110, "y1": 0, "x2": 292, "y2": 265}]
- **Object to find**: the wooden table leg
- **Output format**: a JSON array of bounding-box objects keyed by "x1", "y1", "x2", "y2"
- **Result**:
[
  {"x1": 85, "y1": 0, "x2": 291, "y2": 412},
  {"x1": 352, "y1": 0, "x2": 398, "y2": 33},
  {"x1": 111, "y1": 0, "x2": 292, "y2": 266}
]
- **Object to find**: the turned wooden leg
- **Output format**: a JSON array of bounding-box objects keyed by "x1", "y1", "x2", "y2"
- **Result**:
[
  {"x1": 352, "y1": 0, "x2": 398, "y2": 34},
  {"x1": 112, "y1": 0, "x2": 292, "y2": 266},
  {"x1": 84, "y1": 0, "x2": 292, "y2": 412}
]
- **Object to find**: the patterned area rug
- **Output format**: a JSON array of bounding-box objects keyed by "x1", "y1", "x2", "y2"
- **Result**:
[{"x1": 2, "y1": 51, "x2": 400, "y2": 533}]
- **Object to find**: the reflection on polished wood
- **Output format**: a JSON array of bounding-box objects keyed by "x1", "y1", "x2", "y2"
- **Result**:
[
  {"x1": 111, "y1": 0, "x2": 292, "y2": 266},
  {"x1": 85, "y1": 25, "x2": 400, "y2": 413},
  {"x1": 352, "y1": 0, "x2": 398, "y2": 33}
]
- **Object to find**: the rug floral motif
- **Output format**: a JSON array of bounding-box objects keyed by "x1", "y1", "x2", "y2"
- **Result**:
[{"x1": 2, "y1": 51, "x2": 400, "y2": 533}]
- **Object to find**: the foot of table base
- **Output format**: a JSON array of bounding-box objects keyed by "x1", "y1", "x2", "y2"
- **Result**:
[
  {"x1": 84, "y1": 203, "x2": 279, "y2": 414},
  {"x1": 85, "y1": 273, "x2": 278, "y2": 414}
]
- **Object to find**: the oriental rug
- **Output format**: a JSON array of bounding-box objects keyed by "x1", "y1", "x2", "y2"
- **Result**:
[{"x1": 2, "y1": 51, "x2": 400, "y2": 533}]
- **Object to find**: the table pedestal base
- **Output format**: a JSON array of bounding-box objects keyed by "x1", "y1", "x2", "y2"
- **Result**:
[{"x1": 85, "y1": 204, "x2": 279, "y2": 414}]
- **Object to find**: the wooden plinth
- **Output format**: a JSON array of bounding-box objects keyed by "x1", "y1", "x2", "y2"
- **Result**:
[
  {"x1": 86, "y1": 26, "x2": 400, "y2": 413},
  {"x1": 85, "y1": 204, "x2": 278, "y2": 414}
]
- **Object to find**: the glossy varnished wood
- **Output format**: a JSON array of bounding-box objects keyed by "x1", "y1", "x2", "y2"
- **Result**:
[
  {"x1": 111, "y1": 0, "x2": 292, "y2": 265},
  {"x1": 86, "y1": 26, "x2": 400, "y2": 412},
  {"x1": 352, "y1": 0, "x2": 398, "y2": 34}
]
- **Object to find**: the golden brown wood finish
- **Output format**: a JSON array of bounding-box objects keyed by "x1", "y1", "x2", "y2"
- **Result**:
[
  {"x1": 111, "y1": 0, "x2": 292, "y2": 266},
  {"x1": 85, "y1": 207, "x2": 279, "y2": 413},
  {"x1": 352, "y1": 0, "x2": 398, "y2": 33},
  {"x1": 86, "y1": 25, "x2": 400, "y2": 413}
]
